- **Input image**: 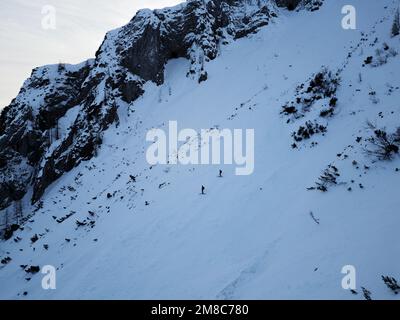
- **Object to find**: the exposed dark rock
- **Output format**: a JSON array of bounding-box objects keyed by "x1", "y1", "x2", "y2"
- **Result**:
[
  {"x1": 30, "y1": 234, "x2": 39, "y2": 243},
  {"x1": 2, "y1": 224, "x2": 20, "y2": 240},
  {"x1": 24, "y1": 265, "x2": 40, "y2": 274},
  {"x1": 1, "y1": 256, "x2": 12, "y2": 265},
  {"x1": 119, "y1": 78, "x2": 145, "y2": 103},
  {"x1": 275, "y1": 0, "x2": 302, "y2": 10},
  {"x1": 0, "y1": 62, "x2": 93, "y2": 210}
]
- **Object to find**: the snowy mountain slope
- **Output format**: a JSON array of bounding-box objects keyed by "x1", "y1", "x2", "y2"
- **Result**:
[
  {"x1": 1, "y1": 0, "x2": 400, "y2": 299},
  {"x1": 0, "y1": 0, "x2": 282, "y2": 212}
]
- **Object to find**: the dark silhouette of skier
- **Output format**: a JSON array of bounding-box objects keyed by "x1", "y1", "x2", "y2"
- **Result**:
[
  {"x1": 219, "y1": 170, "x2": 223, "y2": 177},
  {"x1": 201, "y1": 185, "x2": 205, "y2": 195}
]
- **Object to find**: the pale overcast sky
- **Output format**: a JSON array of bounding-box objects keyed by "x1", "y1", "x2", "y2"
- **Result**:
[{"x1": 0, "y1": 0, "x2": 183, "y2": 109}]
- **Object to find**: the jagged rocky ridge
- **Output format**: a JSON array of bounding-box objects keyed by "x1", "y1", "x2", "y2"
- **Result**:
[{"x1": 0, "y1": 0, "x2": 320, "y2": 212}]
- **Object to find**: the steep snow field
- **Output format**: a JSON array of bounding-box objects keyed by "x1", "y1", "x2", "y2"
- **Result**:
[{"x1": 1, "y1": 0, "x2": 400, "y2": 299}]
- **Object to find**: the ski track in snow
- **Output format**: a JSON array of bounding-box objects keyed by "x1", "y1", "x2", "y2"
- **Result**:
[{"x1": 216, "y1": 238, "x2": 281, "y2": 300}]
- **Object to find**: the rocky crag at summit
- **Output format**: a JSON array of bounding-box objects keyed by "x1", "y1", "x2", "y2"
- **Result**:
[{"x1": 0, "y1": 0, "x2": 322, "y2": 213}]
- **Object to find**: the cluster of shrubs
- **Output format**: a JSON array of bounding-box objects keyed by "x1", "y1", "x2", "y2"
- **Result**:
[
  {"x1": 365, "y1": 122, "x2": 400, "y2": 160},
  {"x1": 292, "y1": 121, "x2": 327, "y2": 142},
  {"x1": 303, "y1": 0, "x2": 324, "y2": 12},
  {"x1": 75, "y1": 210, "x2": 98, "y2": 230},
  {"x1": 364, "y1": 43, "x2": 398, "y2": 68},
  {"x1": 75, "y1": 219, "x2": 95, "y2": 229},
  {"x1": 382, "y1": 275, "x2": 400, "y2": 294},
  {"x1": 319, "y1": 97, "x2": 337, "y2": 118},
  {"x1": 357, "y1": 275, "x2": 399, "y2": 300},
  {"x1": 308, "y1": 164, "x2": 340, "y2": 192},
  {"x1": 281, "y1": 67, "x2": 340, "y2": 119}
]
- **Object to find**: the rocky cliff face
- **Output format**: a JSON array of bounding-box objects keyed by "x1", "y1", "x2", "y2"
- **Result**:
[
  {"x1": 0, "y1": 0, "x2": 320, "y2": 212},
  {"x1": 275, "y1": 0, "x2": 323, "y2": 11}
]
